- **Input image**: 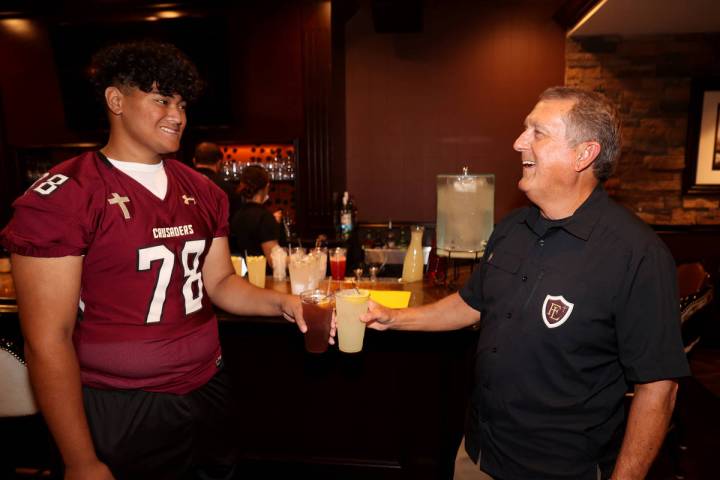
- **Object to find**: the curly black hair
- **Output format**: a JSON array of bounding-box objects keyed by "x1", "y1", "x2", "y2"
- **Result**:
[{"x1": 89, "y1": 40, "x2": 204, "y2": 103}]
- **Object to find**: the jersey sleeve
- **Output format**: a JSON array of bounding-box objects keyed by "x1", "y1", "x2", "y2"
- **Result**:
[
  {"x1": 1, "y1": 168, "x2": 101, "y2": 257},
  {"x1": 615, "y1": 241, "x2": 690, "y2": 383}
]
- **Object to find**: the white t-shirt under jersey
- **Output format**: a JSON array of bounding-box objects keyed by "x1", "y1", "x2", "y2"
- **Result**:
[{"x1": 107, "y1": 157, "x2": 167, "y2": 199}]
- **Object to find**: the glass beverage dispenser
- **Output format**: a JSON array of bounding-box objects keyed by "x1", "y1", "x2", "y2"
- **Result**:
[{"x1": 436, "y1": 169, "x2": 494, "y2": 258}]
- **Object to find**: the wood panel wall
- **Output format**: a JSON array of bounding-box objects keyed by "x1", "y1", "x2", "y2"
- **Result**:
[{"x1": 345, "y1": 0, "x2": 567, "y2": 223}]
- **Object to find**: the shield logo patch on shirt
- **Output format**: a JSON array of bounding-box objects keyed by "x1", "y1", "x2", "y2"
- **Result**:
[{"x1": 542, "y1": 295, "x2": 574, "y2": 328}]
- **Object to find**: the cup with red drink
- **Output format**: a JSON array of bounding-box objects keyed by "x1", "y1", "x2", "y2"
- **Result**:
[{"x1": 330, "y1": 247, "x2": 347, "y2": 281}]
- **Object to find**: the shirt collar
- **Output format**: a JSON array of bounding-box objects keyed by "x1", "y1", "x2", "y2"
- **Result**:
[{"x1": 520, "y1": 184, "x2": 607, "y2": 241}]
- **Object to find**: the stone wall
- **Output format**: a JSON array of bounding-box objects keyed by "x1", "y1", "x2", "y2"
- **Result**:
[{"x1": 566, "y1": 34, "x2": 720, "y2": 225}]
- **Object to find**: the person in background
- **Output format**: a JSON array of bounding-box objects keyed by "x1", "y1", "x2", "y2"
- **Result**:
[
  {"x1": 193, "y1": 141, "x2": 236, "y2": 202},
  {"x1": 0, "y1": 40, "x2": 322, "y2": 480},
  {"x1": 362, "y1": 87, "x2": 689, "y2": 480},
  {"x1": 231, "y1": 164, "x2": 281, "y2": 268}
]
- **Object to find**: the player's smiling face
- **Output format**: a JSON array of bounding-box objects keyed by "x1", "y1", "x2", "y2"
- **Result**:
[{"x1": 115, "y1": 84, "x2": 187, "y2": 159}]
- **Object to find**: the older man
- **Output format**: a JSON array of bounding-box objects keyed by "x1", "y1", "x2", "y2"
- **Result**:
[{"x1": 364, "y1": 87, "x2": 689, "y2": 480}]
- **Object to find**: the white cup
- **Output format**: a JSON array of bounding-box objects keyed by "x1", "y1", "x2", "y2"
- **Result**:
[{"x1": 271, "y1": 246, "x2": 288, "y2": 281}]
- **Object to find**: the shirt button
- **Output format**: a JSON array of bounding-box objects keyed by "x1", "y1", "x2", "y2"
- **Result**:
[
  {"x1": 491, "y1": 347, "x2": 498, "y2": 353},
  {"x1": 521, "y1": 274, "x2": 528, "y2": 282},
  {"x1": 505, "y1": 312, "x2": 512, "y2": 319},
  {"x1": 539, "y1": 239, "x2": 545, "y2": 247}
]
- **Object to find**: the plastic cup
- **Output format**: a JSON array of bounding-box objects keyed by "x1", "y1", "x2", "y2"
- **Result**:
[
  {"x1": 300, "y1": 289, "x2": 335, "y2": 353},
  {"x1": 289, "y1": 250, "x2": 320, "y2": 295},
  {"x1": 271, "y1": 246, "x2": 288, "y2": 281},
  {"x1": 246, "y1": 255, "x2": 267, "y2": 288},
  {"x1": 310, "y1": 247, "x2": 328, "y2": 283},
  {"x1": 230, "y1": 255, "x2": 246, "y2": 276},
  {"x1": 330, "y1": 247, "x2": 347, "y2": 281},
  {"x1": 335, "y1": 288, "x2": 370, "y2": 353}
]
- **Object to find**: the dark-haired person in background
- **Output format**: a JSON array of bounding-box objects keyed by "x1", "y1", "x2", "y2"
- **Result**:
[
  {"x1": 1, "y1": 40, "x2": 314, "y2": 480},
  {"x1": 230, "y1": 164, "x2": 282, "y2": 268},
  {"x1": 363, "y1": 87, "x2": 689, "y2": 480},
  {"x1": 193, "y1": 141, "x2": 236, "y2": 201}
]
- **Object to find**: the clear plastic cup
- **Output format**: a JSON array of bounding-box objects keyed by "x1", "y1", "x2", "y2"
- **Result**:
[
  {"x1": 230, "y1": 255, "x2": 246, "y2": 276},
  {"x1": 246, "y1": 255, "x2": 267, "y2": 288},
  {"x1": 289, "y1": 249, "x2": 320, "y2": 295},
  {"x1": 300, "y1": 289, "x2": 335, "y2": 353},
  {"x1": 335, "y1": 288, "x2": 370, "y2": 353},
  {"x1": 271, "y1": 246, "x2": 288, "y2": 281},
  {"x1": 311, "y1": 247, "x2": 328, "y2": 282},
  {"x1": 330, "y1": 247, "x2": 347, "y2": 281}
]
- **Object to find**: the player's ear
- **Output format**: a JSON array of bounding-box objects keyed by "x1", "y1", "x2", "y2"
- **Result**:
[{"x1": 105, "y1": 86, "x2": 123, "y2": 115}]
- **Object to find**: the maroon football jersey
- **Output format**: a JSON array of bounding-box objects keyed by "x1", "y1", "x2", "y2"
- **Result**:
[{"x1": 1, "y1": 152, "x2": 230, "y2": 394}]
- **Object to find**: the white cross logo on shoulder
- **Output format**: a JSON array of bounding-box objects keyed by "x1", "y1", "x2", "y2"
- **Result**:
[
  {"x1": 107, "y1": 192, "x2": 131, "y2": 219},
  {"x1": 542, "y1": 294, "x2": 574, "y2": 328}
]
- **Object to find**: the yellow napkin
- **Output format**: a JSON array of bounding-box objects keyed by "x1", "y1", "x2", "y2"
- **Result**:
[{"x1": 369, "y1": 290, "x2": 411, "y2": 309}]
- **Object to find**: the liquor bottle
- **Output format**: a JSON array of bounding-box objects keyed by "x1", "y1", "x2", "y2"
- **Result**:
[
  {"x1": 385, "y1": 219, "x2": 396, "y2": 248},
  {"x1": 340, "y1": 191, "x2": 353, "y2": 241},
  {"x1": 332, "y1": 192, "x2": 341, "y2": 239},
  {"x1": 397, "y1": 226, "x2": 409, "y2": 247}
]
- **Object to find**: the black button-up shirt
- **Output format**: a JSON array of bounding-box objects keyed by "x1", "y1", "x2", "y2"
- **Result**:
[{"x1": 460, "y1": 185, "x2": 690, "y2": 480}]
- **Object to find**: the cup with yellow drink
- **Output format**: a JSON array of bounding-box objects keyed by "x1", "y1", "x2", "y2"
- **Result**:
[
  {"x1": 335, "y1": 288, "x2": 371, "y2": 353},
  {"x1": 246, "y1": 255, "x2": 267, "y2": 288}
]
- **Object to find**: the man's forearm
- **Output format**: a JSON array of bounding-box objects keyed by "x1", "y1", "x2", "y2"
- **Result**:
[
  {"x1": 388, "y1": 292, "x2": 481, "y2": 331},
  {"x1": 612, "y1": 380, "x2": 678, "y2": 479},
  {"x1": 25, "y1": 339, "x2": 100, "y2": 469}
]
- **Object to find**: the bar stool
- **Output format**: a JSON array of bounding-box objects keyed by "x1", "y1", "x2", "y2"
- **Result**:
[
  {"x1": 0, "y1": 337, "x2": 54, "y2": 479},
  {"x1": 624, "y1": 263, "x2": 714, "y2": 479},
  {"x1": 671, "y1": 262, "x2": 714, "y2": 480},
  {"x1": 676, "y1": 262, "x2": 714, "y2": 353},
  {"x1": 0, "y1": 337, "x2": 38, "y2": 418}
]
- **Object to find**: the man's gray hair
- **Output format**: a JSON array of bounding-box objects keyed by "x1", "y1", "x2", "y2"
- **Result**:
[{"x1": 539, "y1": 87, "x2": 622, "y2": 182}]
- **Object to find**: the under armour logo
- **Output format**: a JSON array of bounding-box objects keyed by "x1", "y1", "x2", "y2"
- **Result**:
[
  {"x1": 182, "y1": 195, "x2": 196, "y2": 205},
  {"x1": 107, "y1": 192, "x2": 131, "y2": 219}
]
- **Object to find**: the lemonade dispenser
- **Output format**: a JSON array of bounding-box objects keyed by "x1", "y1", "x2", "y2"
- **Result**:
[{"x1": 436, "y1": 168, "x2": 494, "y2": 258}]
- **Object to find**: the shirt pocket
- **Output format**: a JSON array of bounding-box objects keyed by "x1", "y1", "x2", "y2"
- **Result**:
[{"x1": 482, "y1": 248, "x2": 522, "y2": 303}]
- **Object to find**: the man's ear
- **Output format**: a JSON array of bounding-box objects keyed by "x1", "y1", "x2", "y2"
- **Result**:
[
  {"x1": 574, "y1": 141, "x2": 601, "y2": 173},
  {"x1": 105, "y1": 86, "x2": 123, "y2": 115}
]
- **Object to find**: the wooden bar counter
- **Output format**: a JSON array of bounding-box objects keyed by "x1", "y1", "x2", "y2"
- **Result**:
[
  {"x1": 0, "y1": 273, "x2": 479, "y2": 479},
  {"x1": 218, "y1": 277, "x2": 478, "y2": 479}
]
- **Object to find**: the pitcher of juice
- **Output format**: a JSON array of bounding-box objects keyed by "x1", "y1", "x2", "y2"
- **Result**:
[{"x1": 401, "y1": 225, "x2": 424, "y2": 283}]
